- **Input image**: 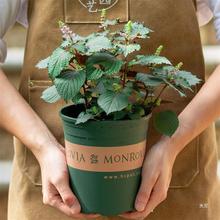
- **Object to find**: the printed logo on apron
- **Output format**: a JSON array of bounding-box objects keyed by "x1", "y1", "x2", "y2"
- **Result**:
[
  {"x1": 64, "y1": 0, "x2": 129, "y2": 24},
  {"x1": 78, "y1": 0, "x2": 119, "y2": 13}
]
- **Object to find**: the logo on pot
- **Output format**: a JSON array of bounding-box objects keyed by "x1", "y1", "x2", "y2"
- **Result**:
[
  {"x1": 78, "y1": 0, "x2": 119, "y2": 13},
  {"x1": 65, "y1": 140, "x2": 146, "y2": 172}
]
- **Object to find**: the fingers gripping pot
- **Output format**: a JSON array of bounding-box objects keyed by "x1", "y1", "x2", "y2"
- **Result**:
[{"x1": 60, "y1": 105, "x2": 151, "y2": 216}]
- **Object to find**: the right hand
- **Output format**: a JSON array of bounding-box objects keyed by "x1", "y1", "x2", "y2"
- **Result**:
[{"x1": 37, "y1": 140, "x2": 101, "y2": 218}]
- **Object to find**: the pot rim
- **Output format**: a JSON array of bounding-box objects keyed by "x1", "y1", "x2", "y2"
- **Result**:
[{"x1": 59, "y1": 104, "x2": 152, "y2": 125}]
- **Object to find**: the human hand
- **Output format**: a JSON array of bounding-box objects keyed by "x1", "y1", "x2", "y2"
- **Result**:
[
  {"x1": 119, "y1": 138, "x2": 178, "y2": 220},
  {"x1": 37, "y1": 140, "x2": 101, "y2": 218}
]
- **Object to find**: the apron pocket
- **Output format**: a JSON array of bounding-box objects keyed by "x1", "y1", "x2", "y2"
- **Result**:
[
  {"x1": 64, "y1": 0, "x2": 130, "y2": 23},
  {"x1": 21, "y1": 80, "x2": 66, "y2": 186}
]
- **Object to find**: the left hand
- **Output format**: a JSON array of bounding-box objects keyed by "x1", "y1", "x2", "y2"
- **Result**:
[{"x1": 119, "y1": 138, "x2": 178, "y2": 220}]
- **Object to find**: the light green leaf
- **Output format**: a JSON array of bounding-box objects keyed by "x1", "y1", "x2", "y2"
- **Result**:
[
  {"x1": 86, "y1": 52, "x2": 123, "y2": 80},
  {"x1": 136, "y1": 73, "x2": 164, "y2": 87},
  {"x1": 75, "y1": 112, "x2": 94, "y2": 125},
  {"x1": 101, "y1": 19, "x2": 120, "y2": 28},
  {"x1": 86, "y1": 36, "x2": 113, "y2": 53},
  {"x1": 36, "y1": 57, "x2": 50, "y2": 69},
  {"x1": 129, "y1": 55, "x2": 171, "y2": 67},
  {"x1": 124, "y1": 22, "x2": 152, "y2": 40},
  {"x1": 71, "y1": 34, "x2": 85, "y2": 43},
  {"x1": 116, "y1": 43, "x2": 141, "y2": 57},
  {"x1": 41, "y1": 85, "x2": 61, "y2": 103},
  {"x1": 54, "y1": 70, "x2": 86, "y2": 100},
  {"x1": 154, "y1": 110, "x2": 179, "y2": 136},
  {"x1": 162, "y1": 78, "x2": 186, "y2": 97},
  {"x1": 98, "y1": 90, "x2": 129, "y2": 115},
  {"x1": 86, "y1": 68, "x2": 103, "y2": 80},
  {"x1": 176, "y1": 71, "x2": 201, "y2": 87},
  {"x1": 61, "y1": 40, "x2": 72, "y2": 48},
  {"x1": 48, "y1": 48, "x2": 73, "y2": 79},
  {"x1": 72, "y1": 42, "x2": 87, "y2": 54}
]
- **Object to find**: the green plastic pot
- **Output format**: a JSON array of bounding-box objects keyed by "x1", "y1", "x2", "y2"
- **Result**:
[{"x1": 60, "y1": 105, "x2": 151, "y2": 216}]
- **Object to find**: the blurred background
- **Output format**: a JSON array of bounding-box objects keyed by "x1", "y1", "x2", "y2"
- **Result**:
[{"x1": 0, "y1": 20, "x2": 220, "y2": 220}]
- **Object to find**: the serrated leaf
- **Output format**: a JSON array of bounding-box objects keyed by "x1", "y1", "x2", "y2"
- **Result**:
[
  {"x1": 60, "y1": 40, "x2": 72, "y2": 48},
  {"x1": 85, "y1": 36, "x2": 113, "y2": 53},
  {"x1": 41, "y1": 85, "x2": 61, "y2": 103},
  {"x1": 71, "y1": 33, "x2": 85, "y2": 43},
  {"x1": 162, "y1": 78, "x2": 186, "y2": 97},
  {"x1": 48, "y1": 48, "x2": 73, "y2": 79},
  {"x1": 54, "y1": 70, "x2": 86, "y2": 100},
  {"x1": 176, "y1": 71, "x2": 201, "y2": 86},
  {"x1": 86, "y1": 68, "x2": 103, "y2": 80},
  {"x1": 152, "y1": 65, "x2": 176, "y2": 76},
  {"x1": 36, "y1": 57, "x2": 50, "y2": 69},
  {"x1": 129, "y1": 55, "x2": 171, "y2": 67},
  {"x1": 98, "y1": 91, "x2": 129, "y2": 115},
  {"x1": 154, "y1": 110, "x2": 179, "y2": 136},
  {"x1": 101, "y1": 19, "x2": 120, "y2": 28},
  {"x1": 116, "y1": 43, "x2": 141, "y2": 57},
  {"x1": 174, "y1": 75, "x2": 192, "y2": 91},
  {"x1": 124, "y1": 22, "x2": 152, "y2": 40},
  {"x1": 136, "y1": 73, "x2": 164, "y2": 87},
  {"x1": 75, "y1": 112, "x2": 94, "y2": 124},
  {"x1": 86, "y1": 52, "x2": 123, "y2": 80}
]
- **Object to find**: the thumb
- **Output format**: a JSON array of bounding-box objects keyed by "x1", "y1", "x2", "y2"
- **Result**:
[{"x1": 135, "y1": 175, "x2": 158, "y2": 212}]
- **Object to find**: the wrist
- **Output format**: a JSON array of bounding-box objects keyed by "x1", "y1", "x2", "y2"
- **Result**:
[
  {"x1": 27, "y1": 132, "x2": 64, "y2": 165},
  {"x1": 158, "y1": 135, "x2": 183, "y2": 158}
]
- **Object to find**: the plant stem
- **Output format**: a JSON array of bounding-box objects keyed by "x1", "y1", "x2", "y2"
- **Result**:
[
  {"x1": 83, "y1": 85, "x2": 88, "y2": 108},
  {"x1": 154, "y1": 84, "x2": 168, "y2": 104},
  {"x1": 122, "y1": 62, "x2": 128, "y2": 87},
  {"x1": 144, "y1": 86, "x2": 149, "y2": 103}
]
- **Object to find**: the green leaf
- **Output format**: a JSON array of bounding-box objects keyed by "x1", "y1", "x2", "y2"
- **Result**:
[
  {"x1": 86, "y1": 68, "x2": 103, "y2": 80},
  {"x1": 162, "y1": 78, "x2": 186, "y2": 97},
  {"x1": 116, "y1": 43, "x2": 141, "y2": 57},
  {"x1": 48, "y1": 48, "x2": 73, "y2": 79},
  {"x1": 124, "y1": 22, "x2": 152, "y2": 40},
  {"x1": 136, "y1": 73, "x2": 164, "y2": 87},
  {"x1": 85, "y1": 36, "x2": 113, "y2": 53},
  {"x1": 54, "y1": 70, "x2": 86, "y2": 100},
  {"x1": 154, "y1": 110, "x2": 179, "y2": 136},
  {"x1": 60, "y1": 40, "x2": 72, "y2": 48},
  {"x1": 128, "y1": 106, "x2": 145, "y2": 120},
  {"x1": 152, "y1": 65, "x2": 176, "y2": 76},
  {"x1": 112, "y1": 111, "x2": 127, "y2": 120},
  {"x1": 36, "y1": 57, "x2": 50, "y2": 69},
  {"x1": 72, "y1": 93, "x2": 85, "y2": 104},
  {"x1": 98, "y1": 91, "x2": 129, "y2": 115},
  {"x1": 101, "y1": 19, "x2": 120, "y2": 28},
  {"x1": 72, "y1": 41, "x2": 87, "y2": 54},
  {"x1": 176, "y1": 71, "x2": 201, "y2": 87},
  {"x1": 129, "y1": 55, "x2": 172, "y2": 67},
  {"x1": 41, "y1": 85, "x2": 61, "y2": 103},
  {"x1": 86, "y1": 52, "x2": 123, "y2": 80},
  {"x1": 71, "y1": 34, "x2": 85, "y2": 43},
  {"x1": 75, "y1": 112, "x2": 94, "y2": 125}
]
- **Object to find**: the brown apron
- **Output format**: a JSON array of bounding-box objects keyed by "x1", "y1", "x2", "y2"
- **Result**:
[{"x1": 8, "y1": 0, "x2": 220, "y2": 219}]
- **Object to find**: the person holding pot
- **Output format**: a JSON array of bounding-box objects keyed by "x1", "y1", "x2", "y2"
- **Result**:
[{"x1": 0, "y1": 0, "x2": 220, "y2": 219}]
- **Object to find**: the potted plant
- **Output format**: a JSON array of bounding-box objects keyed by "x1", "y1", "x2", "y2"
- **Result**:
[{"x1": 36, "y1": 10, "x2": 201, "y2": 216}]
